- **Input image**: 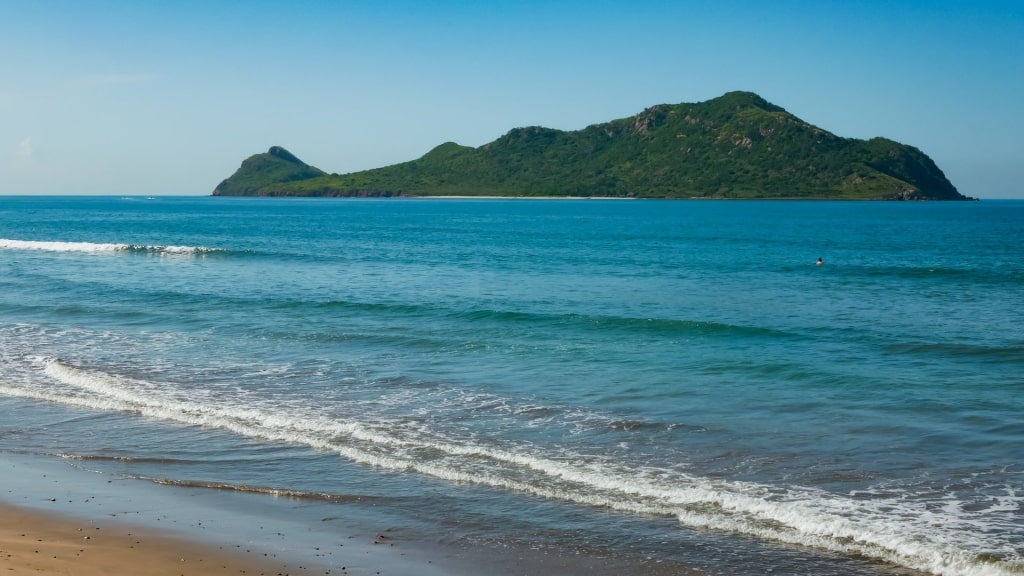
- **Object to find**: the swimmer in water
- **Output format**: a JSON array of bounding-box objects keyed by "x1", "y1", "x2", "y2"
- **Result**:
[{"x1": 816, "y1": 258, "x2": 823, "y2": 266}]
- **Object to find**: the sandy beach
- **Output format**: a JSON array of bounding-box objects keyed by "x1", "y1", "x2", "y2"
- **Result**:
[
  {"x1": 0, "y1": 453, "x2": 461, "y2": 576},
  {"x1": 0, "y1": 501, "x2": 695, "y2": 576},
  {"x1": 1, "y1": 502, "x2": 325, "y2": 575},
  {"x1": 0, "y1": 453, "x2": 697, "y2": 576}
]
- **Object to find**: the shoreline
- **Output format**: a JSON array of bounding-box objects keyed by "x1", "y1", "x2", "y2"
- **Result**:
[
  {"x1": 206, "y1": 193, "x2": 983, "y2": 201},
  {"x1": 0, "y1": 502, "x2": 324, "y2": 576},
  {"x1": 0, "y1": 452, "x2": 699, "y2": 576},
  {"x1": 411, "y1": 195, "x2": 637, "y2": 200},
  {"x1": 0, "y1": 452, "x2": 460, "y2": 576}
]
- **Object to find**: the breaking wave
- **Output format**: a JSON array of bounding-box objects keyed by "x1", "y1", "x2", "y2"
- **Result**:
[
  {"x1": 0, "y1": 356, "x2": 1018, "y2": 576},
  {"x1": 0, "y1": 238, "x2": 222, "y2": 256}
]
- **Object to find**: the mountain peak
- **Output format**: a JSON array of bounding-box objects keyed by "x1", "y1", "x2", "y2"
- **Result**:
[
  {"x1": 267, "y1": 146, "x2": 306, "y2": 165},
  {"x1": 713, "y1": 91, "x2": 784, "y2": 112},
  {"x1": 213, "y1": 146, "x2": 325, "y2": 196}
]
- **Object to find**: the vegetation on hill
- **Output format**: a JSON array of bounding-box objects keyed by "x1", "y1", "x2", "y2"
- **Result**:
[
  {"x1": 213, "y1": 92, "x2": 968, "y2": 200},
  {"x1": 213, "y1": 146, "x2": 325, "y2": 196}
]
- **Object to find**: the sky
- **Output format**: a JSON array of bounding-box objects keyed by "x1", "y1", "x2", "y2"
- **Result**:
[{"x1": 2, "y1": 0, "x2": 1022, "y2": 198}]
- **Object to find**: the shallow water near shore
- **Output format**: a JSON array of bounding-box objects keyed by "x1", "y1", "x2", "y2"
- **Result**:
[{"x1": 1, "y1": 196, "x2": 1021, "y2": 576}]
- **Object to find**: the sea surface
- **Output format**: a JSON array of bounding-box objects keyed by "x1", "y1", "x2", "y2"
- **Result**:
[{"x1": 0, "y1": 196, "x2": 1021, "y2": 576}]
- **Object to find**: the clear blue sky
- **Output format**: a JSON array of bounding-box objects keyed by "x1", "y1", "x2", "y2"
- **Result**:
[{"x1": 2, "y1": 0, "x2": 1021, "y2": 198}]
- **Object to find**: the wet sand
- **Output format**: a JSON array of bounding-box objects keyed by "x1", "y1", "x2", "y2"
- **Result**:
[
  {"x1": 1, "y1": 502, "x2": 324, "y2": 575},
  {"x1": 0, "y1": 501, "x2": 695, "y2": 576},
  {"x1": 0, "y1": 453, "x2": 457, "y2": 576},
  {"x1": 1, "y1": 453, "x2": 698, "y2": 576}
]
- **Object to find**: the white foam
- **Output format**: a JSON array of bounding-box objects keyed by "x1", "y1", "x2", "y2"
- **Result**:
[
  {"x1": 0, "y1": 238, "x2": 217, "y2": 255},
  {"x1": 2, "y1": 357, "x2": 1020, "y2": 576},
  {"x1": 1, "y1": 239, "x2": 129, "y2": 253}
]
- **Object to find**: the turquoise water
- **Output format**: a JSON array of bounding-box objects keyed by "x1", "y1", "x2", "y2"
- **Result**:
[{"x1": 1, "y1": 196, "x2": 1021, "y2": 575}]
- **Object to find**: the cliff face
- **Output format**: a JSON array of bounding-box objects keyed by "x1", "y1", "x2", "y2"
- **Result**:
[{"x1": 213, "y1": 92, "x2": 968, "y2": 200}]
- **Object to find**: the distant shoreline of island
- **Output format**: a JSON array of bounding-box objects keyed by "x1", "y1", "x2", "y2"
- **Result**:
[
  {"x1": 395, "y1": 195, "x2": 981, "y2": 201},
  {"x1": 209, "y1": 194, "x2": 979, "y2": 202}
]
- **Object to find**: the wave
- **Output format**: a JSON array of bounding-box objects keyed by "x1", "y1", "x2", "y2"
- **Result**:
[
  {"x1": 55, "y1": 450, "x2": 374, "y2": 502},
  {"x1": 0, "y1": 238, "x2": 224, "y2": 256},
  {"x1": 299, "y1": 299, "x2": 803, "y2": 342},
  {"x1": 57, "y1": 453, "x2": 195, "y2": 465},
  {"x1": 453, "y1": 307, "x2": 797, "y2": 338},
  {"x1": 0, "y1": 357, "x2": 1019, "y2": 576},
  {"x1": 885, "y1": 341, "x2": 1024, "y2": 364},
  {"x1": 836, "y1": 263, "x2": 1023, "y2": 286},
  {"x1": 140, "y1": 477, "x2": 373, "y2": 504}
]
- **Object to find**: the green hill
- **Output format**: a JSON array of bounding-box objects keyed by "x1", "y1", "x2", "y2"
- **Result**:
[
  {"x1": 213, "y1": 92, "x2": 968, "y2": 200},
  {"x1": 213, "y1": 146, "x2": 325, "y2": 196}
]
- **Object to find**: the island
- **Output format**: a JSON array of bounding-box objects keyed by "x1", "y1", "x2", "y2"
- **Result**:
[{"x1": 213, "y1": 91, "x2": 969, "y2": 200}]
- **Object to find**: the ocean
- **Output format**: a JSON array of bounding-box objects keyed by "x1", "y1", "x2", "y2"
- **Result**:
[{"x1": 0, "y1": 196, "x2": 1021, "y2": 576}]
